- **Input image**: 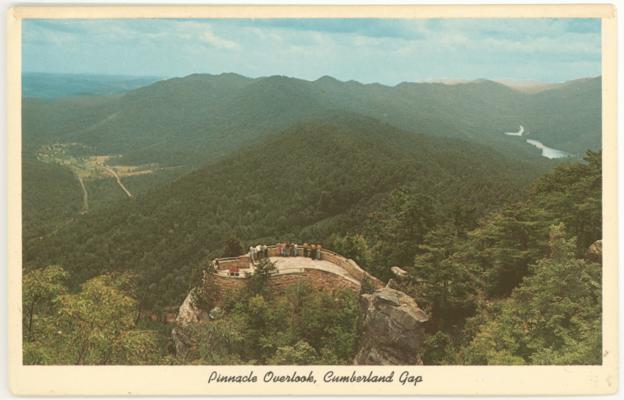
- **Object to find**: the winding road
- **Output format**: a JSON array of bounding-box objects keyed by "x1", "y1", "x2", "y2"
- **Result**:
[
  {"x1": 104, "y1": 166, "x2": 133, "y2": 198},
  {"x1": 76, "y1": 174, "x2": 89, "y2": 214}
]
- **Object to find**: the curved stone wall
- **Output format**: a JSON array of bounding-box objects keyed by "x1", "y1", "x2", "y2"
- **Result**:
[{"x1": 211, "y1": 244, "x2": 384, "y2": 288}]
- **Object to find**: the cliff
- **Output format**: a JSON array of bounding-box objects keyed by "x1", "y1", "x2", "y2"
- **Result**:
[{"x1": 354, "y1": 286, "x2": 429, "y2": 365}]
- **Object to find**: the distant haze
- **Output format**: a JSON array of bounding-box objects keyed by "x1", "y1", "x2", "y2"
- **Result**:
[{"x1": 23, "y1": 18, "x2": 601, "y2": 85}]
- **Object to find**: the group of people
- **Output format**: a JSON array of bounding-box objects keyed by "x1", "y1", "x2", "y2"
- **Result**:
[
  {"x1": 276, "y1": 242, "x2": 322, "y2": 260},
  {"x1": 249, "y1": 244, "x2": 269, "y2": 263},
  {"x1": 248, "y1": 242, "x2": 324, "y2": 263}
]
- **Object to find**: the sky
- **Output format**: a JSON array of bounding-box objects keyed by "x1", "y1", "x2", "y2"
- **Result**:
[{"x1": 22, "y1": 18, "x2": 601, "y2": 85}]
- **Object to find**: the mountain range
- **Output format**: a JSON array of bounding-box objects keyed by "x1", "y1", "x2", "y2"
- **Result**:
[
  {"x1": 21, "y1": 72, "x2": 604, "y2": 366},
  {"x1": 23, "y1": 73, "x2": 601, "y2": 167}
]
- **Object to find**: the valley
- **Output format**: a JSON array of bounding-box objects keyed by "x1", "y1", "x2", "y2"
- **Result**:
[
  {"x1": 35, "y1": 143, "x2": 171, "y2": 211},
  {"x1": 21, "y1": 72, "x2": 603, "y2": 367}
]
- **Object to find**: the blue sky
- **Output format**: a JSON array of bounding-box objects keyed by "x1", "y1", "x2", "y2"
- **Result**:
[{"x1": 22, "y1": 18, "x2": 601, "y2": 85}]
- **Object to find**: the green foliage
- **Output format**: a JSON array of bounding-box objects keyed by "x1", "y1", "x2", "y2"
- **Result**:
[
  {"x1": 181, "y1": 282, "x2": 361, "y2": 365},
  {"x1": 23, "y1": 268, "x2": 160, "y2": 365},
  {"x1": 25, "y1": 114, "x2": 543, "y2": 311},
  {"x1": 359, "y1": 276, "x2": 376, "y2": 295},
  {"x1": 223, "y1": 237, "x2": 243, "y2": 257},
  {"x1": 409, "y1": 223, "x2": 481, "y2": 331},
  {"x1": 21, "y1": 72, "x2": 601, "y2": 366},
  {"x1": 23, "y1": 265, "x2": 68, "y2": 341},
  {"x1": 190, "y1": 269, "x2": 220, "y2": 312},
  {"x1": 21, "y1": 157, "x2": 82, "y2": 241},
  {"x1": 462, "y1": 224, "x2": 601, "y2": 365},
  {"x1": 23, "y1": 73, "x2": 600, "y2": 168},
  {"x1": 331, "y1": 233, "x2": 372, "y2": 268},
  {"x1": 268, "y1": 340, "x2": 319, "y2": 365},
  {"x1": 248, "y1": 259, "x2": 277, "y2": 296},
  {"x1": 368, "y1": 190, "x2": 438, "y2": 276},
  {"x1": 398, "y1": 151, "x2": 602, "y2": 364}
]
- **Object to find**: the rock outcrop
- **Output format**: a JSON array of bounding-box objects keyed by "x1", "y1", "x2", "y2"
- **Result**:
[
  {"x1": 386, "y1": 266, "x2": 409, "y2": 290},
  {"x1": 171, "y1": 291, "x2": 204, "y2": 355},
  {"x1": 585, "y1": 239, "x2": 602, "y2": 263},
  {"x1": 176, "y1": 291, "x2": 202, "y2": 326},
  {"x1": 355, "y1": 287, "x2": 428, "y2": 365}
]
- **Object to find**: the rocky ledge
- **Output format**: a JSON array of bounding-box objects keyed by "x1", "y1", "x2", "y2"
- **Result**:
[{"x1": 354, "y1": 286, "x2": 429, "y2": 365}]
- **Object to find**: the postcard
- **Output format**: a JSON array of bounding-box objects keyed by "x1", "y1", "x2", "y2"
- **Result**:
[{"x1": 6, "y1": 3, "x2": 618, "y2": 396}]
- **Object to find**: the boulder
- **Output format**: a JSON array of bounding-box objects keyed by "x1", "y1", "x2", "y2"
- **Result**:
[
  {"x1": 355, "y1": 287, "x2": 428, "y2": 365},
  {"x1": 386, "y1": 267, "x2": 410, "y2": 290},
  {"x1": 391, "y1": 266, "x2": 409, "y2": 279},
  {"x1": 585, "y1": 239, "x2": 602, "y2": 263}
]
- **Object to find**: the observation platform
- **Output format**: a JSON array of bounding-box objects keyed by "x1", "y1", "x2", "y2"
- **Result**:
[{"x1": 211, "y1": 244, "x2": 383, "y2": 289}]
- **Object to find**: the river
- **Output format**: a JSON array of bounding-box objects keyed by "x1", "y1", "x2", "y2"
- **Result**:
[
  {"x1": 503, "y1": 125, "x2": 570, "y2": 159},
  {"x1": 504, "y1": 125, "x2": 525, "y2": 136},
  {"x1": 526, "y1": 139, "x2": 569, "y2": 159}
]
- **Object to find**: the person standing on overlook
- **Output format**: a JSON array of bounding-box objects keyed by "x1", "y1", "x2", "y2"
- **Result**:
[
  {"x1": 261, "y1": 244, "x2": 268, "y2": 258},
  {"x1": 249, "y1": 246, "x2": 256, "y2": 263}
]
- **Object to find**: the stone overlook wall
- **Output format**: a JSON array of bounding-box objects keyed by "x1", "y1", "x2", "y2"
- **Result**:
[
  {"x1": 212, "y1": 244, "x2": 384, "y2": 288},
  {"x1": 213, "y1": 255, "x2": 251, "y2": 271},
  {"x1": 316, "y1": 248, "x2": 384, "y2": 288}
]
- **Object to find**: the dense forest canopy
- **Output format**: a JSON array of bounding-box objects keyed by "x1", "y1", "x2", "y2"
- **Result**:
[
  {"x1": 22, "y1": 72, "x2": 602, "y2": 366},
  {"x1": 23, "y1": 73, "x2": 600, "y2": 167},
  {"x1": 24, "y1": 114, "x2": 548, "y2": 309}
]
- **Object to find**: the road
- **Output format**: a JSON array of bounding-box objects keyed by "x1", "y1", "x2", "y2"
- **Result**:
[
  {"x1": 76, "y1": 174, "x2": 89, "y2": 214},
  {"x1": 104, "y1": 166, "x2": 133, "y2": 198}
]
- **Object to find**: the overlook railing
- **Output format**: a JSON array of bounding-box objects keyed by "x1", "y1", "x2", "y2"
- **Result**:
[{"x1": 211, "y1": 244, "x2": 384, "y2": 288}]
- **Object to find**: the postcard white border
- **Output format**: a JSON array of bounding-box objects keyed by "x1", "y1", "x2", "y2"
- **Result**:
[{"x1": 6, "y1": 4, "x2": 618, "y2": 396}]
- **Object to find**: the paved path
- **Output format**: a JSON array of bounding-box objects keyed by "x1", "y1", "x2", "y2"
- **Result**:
[{"x1": 269, "y1": 256, "x2": 360, "y2": 286}]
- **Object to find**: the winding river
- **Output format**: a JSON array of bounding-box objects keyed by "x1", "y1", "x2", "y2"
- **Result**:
[{"x1": 503, "y1": 125, "x2": 570, "y2": 159}]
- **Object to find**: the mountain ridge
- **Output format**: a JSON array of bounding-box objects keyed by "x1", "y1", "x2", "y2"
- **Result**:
[{"x1": 23, "y1": 72, "x2": 601, "y2": 167}]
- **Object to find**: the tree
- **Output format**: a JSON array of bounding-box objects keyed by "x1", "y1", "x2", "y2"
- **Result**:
[
  {"x1": 248, "y1": 259, "x2": 277, "y2": 296},
  {"x1": 54, "y1": 274, "x2": 158, "y2": 365},
  {"x1": 408, "y1": 223, "x2": 482, "y2": 332},
  {"x1": 367, "y1": 189, "x2": 438, "y2": 278},
  {"x1": 23, "y1": 265, "x2": 68, "y2": 341},
  {"x1": 268, "y1": 340, "x2": 319, "y2": 365},
  {"x1": 185, "y1": 317, "x2": 248, "y2": 365},
  {"x1": 462, "y1": 224, "x2": 601, "y2": 365},
  {"x1": 223, "y1": 237, "x2": 243, "y2": 257},
  {"x1": 331, "y1": 233, "x2": 372, "y2": 268},
  {"x1": 191, "y1": 266, "x2": 220, "y2": 312}
]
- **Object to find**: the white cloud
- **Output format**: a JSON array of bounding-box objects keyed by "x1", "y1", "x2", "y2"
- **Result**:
[{"x1": 199, "y1": 30, "x2": 239, "y2": 49}]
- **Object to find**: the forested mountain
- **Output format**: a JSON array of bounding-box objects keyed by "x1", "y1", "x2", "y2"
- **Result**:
[
  {"x1": 398, "y1": 151, "x2": 602, "y2": 365},
  {"x1": 521, "y1": 77, "x2": 601, "y2": 154},
  {"x1": 23, "y1": 73, "x2": 601, "y2": 167},
  {"x1": 21, "y1": 72, "x2": 603, "y2": 366},
  {"x1": 23, "y1": 114, "x2": 546, "y2": 310}
]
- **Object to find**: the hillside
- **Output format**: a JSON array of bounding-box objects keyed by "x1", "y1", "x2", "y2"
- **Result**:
[
  {"x1": 22, "y1": 73, "x2": 601, "y2": 168},
  {"x1": 23, "y1": 114, "x2": 546, "y2": 310},
  {"x1": 521, "y1": 77, "x2": 602, "y2": 153},
  {"x1": 21, "y1": 74, "x2": 599, "y2": 236}
]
